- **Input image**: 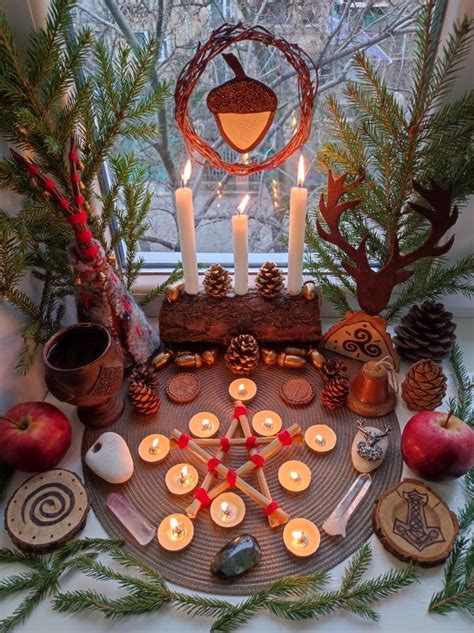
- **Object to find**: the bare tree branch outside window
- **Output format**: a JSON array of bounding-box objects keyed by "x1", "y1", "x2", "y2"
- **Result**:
[{"x1": 74, "y1": 0, "x2": 421, "y2": 260}]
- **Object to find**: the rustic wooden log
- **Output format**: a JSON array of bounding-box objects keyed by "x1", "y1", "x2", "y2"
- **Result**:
[{"x1": 159, "y1": 290, "x2": 321, "y2": 345}]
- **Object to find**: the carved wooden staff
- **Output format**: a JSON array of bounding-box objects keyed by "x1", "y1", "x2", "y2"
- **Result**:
[
  {"x1": 234, "y1": 400, "x2": 278, "y2": 528},
  {"x1": 185, "y1": 416, "x2": 240, "y2": 518},
  {"x1": 171, "y1": 429, "x2": 292, "y2": 525}
]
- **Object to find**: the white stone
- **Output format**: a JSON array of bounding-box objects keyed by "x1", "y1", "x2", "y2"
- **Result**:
[
  {"x1": 351, "y1": 426, "x2": 389, "y2": 473},
  {"x1": 85, "y1": 432, "x2": 134, "y2": 484}
]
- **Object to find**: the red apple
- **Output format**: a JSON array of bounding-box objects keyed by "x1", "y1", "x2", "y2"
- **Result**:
[
  {"x1": 0, "y1": 402, "x2": 72, "y2": 472},
  {"x1": 402, "y1": 410, "x2": 474, "y2": 481}
]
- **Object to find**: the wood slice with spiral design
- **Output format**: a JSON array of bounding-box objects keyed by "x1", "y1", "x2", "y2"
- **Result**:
[{"x1": 5, "y1": 469, "x2": 90, "y2": 552}]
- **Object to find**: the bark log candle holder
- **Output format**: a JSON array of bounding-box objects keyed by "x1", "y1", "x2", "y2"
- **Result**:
[{"x1": 159, "y1": 290, "x2": 321, "y2": 346}]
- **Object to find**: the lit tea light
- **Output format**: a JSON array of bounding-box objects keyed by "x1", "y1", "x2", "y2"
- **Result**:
[
  {"x1": 251, "y1": 410, "x2": 282, "y2": 436},
  {"x1": 165, "y1": 462, "x2": 198, "y2": 495},
  {"x1": 138, "y1": 434, "x2": 170, "y2": 463},
  {"x1": 283, "y1": 518, "x2": 320, "y2": 557},
  {"x1": 188, "y1": 412, "x2": 220, "y2": 438},
  {"x1": 210, "y1": 492, "x2": 246, "y2": 528},
  {"x1": 228, "y1": 378, "x2": 257, "y2": 402},
  {"x1": 304, "y1": 424, "x2": 337, "y2": 454},
  {"x1": 157, "y1": 513, "x2": 194, "y2": 551},
  {"x1": 278, "y1": 460, "x2": 311, "y2": 492}
]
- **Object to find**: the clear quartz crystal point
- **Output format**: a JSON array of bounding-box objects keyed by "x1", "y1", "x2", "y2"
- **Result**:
[
  {"x1": 106, "y1": 493, "x2": 155, "y2": 545},
  {"x1": 322, "y1": 473, "x2": 372, "y2": 537}
]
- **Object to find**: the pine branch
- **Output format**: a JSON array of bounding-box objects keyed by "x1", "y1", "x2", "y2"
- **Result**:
[
  {"x1": 448, "y1": 342, "x2": 473, "y2": 423},
  {"x1": 139, "y1": 263, "x2": 184, "y2": 306}
]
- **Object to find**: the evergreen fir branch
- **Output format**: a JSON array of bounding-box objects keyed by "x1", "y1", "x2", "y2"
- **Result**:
[
  {"x1": 341, "y1": 542, "x2": 372, "y2": 592},
  {"x1": 139, "y1": 263, "x2": 184, "y2": 306},
  {"x1": 447, "y1": 342, "x2": 473, "y2": 423}
]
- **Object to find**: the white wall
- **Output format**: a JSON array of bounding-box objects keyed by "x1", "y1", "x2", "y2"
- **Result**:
[{"x1": 0, "y1": 1, "x2": 49, "y2": 411}]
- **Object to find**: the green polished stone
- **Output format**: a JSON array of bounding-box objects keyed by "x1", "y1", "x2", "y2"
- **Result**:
[{"x1": 211, "y1": 534, "x2": 261, "y2": 579}]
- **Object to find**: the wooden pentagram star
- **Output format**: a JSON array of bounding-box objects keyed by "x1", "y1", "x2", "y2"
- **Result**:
[{"x1": 170, "y1": 402, "x2": 303, "y2": 528}]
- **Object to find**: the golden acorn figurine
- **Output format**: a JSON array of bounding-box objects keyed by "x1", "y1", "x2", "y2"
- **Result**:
[
  {"x1": 128, "y1": 364, "x2": 161, "y2": 415},
  {"x1": 202, "y1": 348, "x2": 218, "y2": 365},
  {"x1": 277, "y1": 353, "x2": 306, "y2": 369},
  {"x1": 310, "y1": 349, "x2": 326, "y2": 369},
  {"x1": 175, "y1": 353, "x2": 202, "y2": 369},
  {"x1": 225, "y1": 334, "x2": 259, "y2": 374},
  {"x1": 151, "y1": 350, "x2": 173, "y2": 370},
  {"x1": 261, "y1": 347, "x2": 277, "y2": 365},
  {"x1": 401, "y1": 358, "x2": 447, "y2": 411},
  {"x1": 203, "y1": 264, "x2": 232, "y2": 297},
  {"x1": 255, "y1": 262, "x2": 284, "y2": 299}
]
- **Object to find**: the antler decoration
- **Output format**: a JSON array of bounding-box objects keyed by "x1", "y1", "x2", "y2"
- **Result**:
[
  {"x1": 10, "y1": 137, "x2": 99, "y2": 263},
  {"x1": 357, "y1": 420, "x2": 391, "y2": 445},
  {"x1": 317, "y1": 171, "x2": 458, "y2": 315}
]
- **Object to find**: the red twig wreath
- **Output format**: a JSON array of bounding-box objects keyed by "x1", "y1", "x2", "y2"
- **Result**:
[{"x1": 175, "y1": 23, "x2": 318, "y2": 176}]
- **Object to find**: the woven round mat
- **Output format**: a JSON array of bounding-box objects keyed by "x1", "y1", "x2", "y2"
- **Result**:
[{"x1": 82, "y1": 353, "x2": 402, "y2": 595}]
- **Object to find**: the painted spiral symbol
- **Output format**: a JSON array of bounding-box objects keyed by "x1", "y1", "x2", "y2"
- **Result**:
[
  {"x1": 342, "y1": 328, "x2": 381, "y2": 357},
  {"x1": 21, "y1": 483, "x2": 75, "y2": 527}
]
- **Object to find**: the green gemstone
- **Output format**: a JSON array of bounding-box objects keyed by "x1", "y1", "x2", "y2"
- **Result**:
[{"x1": 211, "y1": 534, "x2": 261, "y2": 579}]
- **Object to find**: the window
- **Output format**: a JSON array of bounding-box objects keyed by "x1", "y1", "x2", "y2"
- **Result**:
[{"x1": 74, "y1": 0, "x2": 421, "y2": 270}]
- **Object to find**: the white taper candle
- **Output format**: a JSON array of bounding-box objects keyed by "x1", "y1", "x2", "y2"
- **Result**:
[
  {"x1": 175, "y1": 160, "x2": 199, "y2": 295},
  {"x1": 232, "y1": 194, "x2": 250, "y2": 295},
  {"x1": 287, "y1": 156, "x2": 308, "y2": 295}
]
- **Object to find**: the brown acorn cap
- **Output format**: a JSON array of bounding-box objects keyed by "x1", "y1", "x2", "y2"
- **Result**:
[{"x1": 207, "y1": 53, "x2": 278, "y2": 114}]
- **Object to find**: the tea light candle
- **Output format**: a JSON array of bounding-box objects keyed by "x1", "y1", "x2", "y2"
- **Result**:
[
  {"x1": 278, "y1": 460, "x2": 311, "y2": 492},
  {"x1": 228, "y1": 378, "x2": 257, "y2": 402},
  {"x1": 304, "y1": 425, "x2": 337, "y2": 454},
  {"x1": 210, "y1": 492, "x2": 246, "y2": 528},
  {"x1": 157, "y1": 513, "x2": 194, "y2": 551},
  {"x1": 251, "y1": 410, "x2": 282, "y2": 436},
  {"x1": 188, "y1": 412, "x2": 220, "y2": 438},
  {"x1": 165, "y1": 463, "x2": 198, "y2": 495},
  {"x1": 138, "y1": 434, "x2": 170, "y2": 463},
  {"x1": 283, "y1": 518, "x2": 320, "y2": 557}
]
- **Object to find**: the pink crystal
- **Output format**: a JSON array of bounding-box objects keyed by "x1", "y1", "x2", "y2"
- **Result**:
[{"x1": 106, "y1": 493, "x2": 155, "y2": 545}]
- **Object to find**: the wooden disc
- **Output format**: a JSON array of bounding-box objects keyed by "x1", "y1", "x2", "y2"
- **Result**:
[
  {"x1": 5, "y1": 469, "x2": 90, "y2": 553},
  {"x1": 373, "y1": 478, "x2": 458, "y2": 567}
]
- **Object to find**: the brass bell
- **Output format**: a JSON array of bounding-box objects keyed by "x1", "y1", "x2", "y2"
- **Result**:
[
  {"x1": 74, "y1": 276, "x2": 82, "y2": 286},
  {"x1": 277, "y1": 353, "x2": 306, "y2": 369},
  {"x1": 261, "y1": 348, "x2": 277, "y2": 366},
  {"x1": 303, "y1": 280, "x2": 317, "y2": 301},
  {"x1": 310, "y1": 349, "x2": 326, "y2": 369},
  {"x1": 151, "y1": 350, "x2": 172, "y2": 369},
  {"x1": 201, "y1": 348, "x2": 218, "y2": 365},
  {"x1": 175, "y1": 353, "x2": 202, "y2": 369},
  {"x1": 96, "y1": 271, "x2": 107, "y2": 284},
  {"x1": 164, "y1": 281, "x2": 185, "y2": 303},
  {"x1": 284, "y1": 346, "x2": 309, "y2": 357},
  {"x1": 107, "y1": 255, "x2": 117, "y2": 266},
  {"x1": 347, "y1": 360, "x2": 396, "y2": 418}
]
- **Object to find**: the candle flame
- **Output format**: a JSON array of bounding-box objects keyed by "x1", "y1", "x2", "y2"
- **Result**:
[
  {"x1": 181, "y1": 465, "x2": 189, "y2": 478},
  {"x1": 238, "y1": 383, "x2": 246, "y2": 394},
  {"x1": 297, "y1": 155, "x2": 305, "y2": 186},
  {"x1": 151, "y1": 438, "x2": 160, "y2": 450},
  {"x1": 170, "y1": 517, "x2": 179, "y2": 530},
  {"x1": 291, "y1": 113, "x2": 297, "y2": 128},
  {"x1": 237, "y1": 194, "x2": 250, "y2": 215},
  {"x1": 264, "y1": 417, "x2": 273, "y2": 426},
  {"x1": 292, "y1": 530, "x2": 303, "y2": 540},
  {"x1": 201, "y1": 418, "x2": 210, "y2": 428},
  {"x1": 315, "y1": 434, "x2": 324, "y2": 443},
  {"x1": 182, "y1": 159, "x2": 192, "y2": 186},
  {"x1": 221, "y1": 502, "x2": 229, "y2": 513},
  {"x1": 242, "y1": 152, "x2": 249, "y2": 164},
  {"x1": 290, "y1": 471, "x2": 300, "y2": 481}
]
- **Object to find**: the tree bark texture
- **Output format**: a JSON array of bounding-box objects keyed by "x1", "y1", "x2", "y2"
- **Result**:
[{"x1": 159, "y1": 290, "x2": 322, "y2": 345}]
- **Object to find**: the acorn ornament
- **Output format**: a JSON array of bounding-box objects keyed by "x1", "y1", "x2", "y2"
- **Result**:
[
  {"x1": 401, "y1": 358, "x2": 447, "y2": 411},
  {"x1": 128, "y1": 364, "x2": 161, "y2": 415},
  {"x1": 207, "y1": 53, "x2": 277, "y2": 153},
  {"x1": 225, "y1": 334, "x2": 259, "y2": 375},
  {"x1": 203, "y1": 264, "x2": 232, "y2": 297},
  {"x1": 255, "y1": 262, "x2": 284, "y2": 299}
]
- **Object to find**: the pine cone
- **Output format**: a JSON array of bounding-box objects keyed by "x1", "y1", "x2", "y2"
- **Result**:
[
  {"x1": 255, "y1": 262, "x2": 284, "y2": 298},
  {"x1": 320, "y1": 359, "x2": 349, "y2": 385},
  {"x1": 128, "y1": 364, "x2": 161, "y2": 415},
  {"x1": 225, "y1": 334, "x2": 259, "y2": 375},
  {"x1": 321, "y1": 377, "x2": 349, "y2": 409},
  {"x1": 401, "y1": 358, "x2": 447, "y2": 411},
  {"x1": 203, "y1": 264, "x2": 232, "y2": 297},
  {"x1": 394, "y1": 300, "x2": 456, "y2": 362}
]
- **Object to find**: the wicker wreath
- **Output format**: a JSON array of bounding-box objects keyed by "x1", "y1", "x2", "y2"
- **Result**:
[{"x1": 174, "y1": 23, "x2": 318, "y2": 176}]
